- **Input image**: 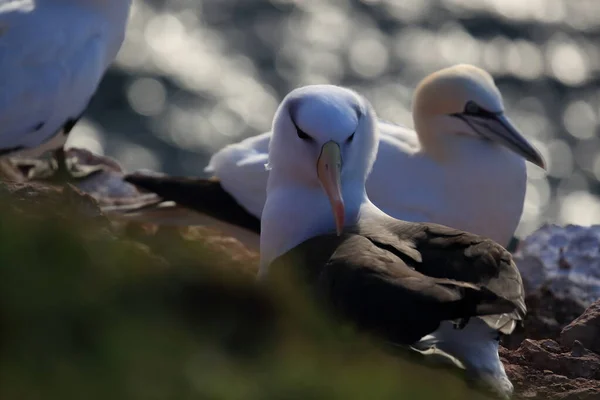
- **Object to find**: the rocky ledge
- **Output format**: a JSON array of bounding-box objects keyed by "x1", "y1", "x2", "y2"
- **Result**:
[
  {"x1": 2, "y1": 148, "x2": 600, "y2": 400},
  {"x1": 501, "y1": 299, "x2": 600, "y2": 399}
]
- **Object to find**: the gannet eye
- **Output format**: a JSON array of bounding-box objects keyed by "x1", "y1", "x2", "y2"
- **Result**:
[
  {"x1": 347, "y1": 132, "x2": 355, "y2": 143},
  {"x1": 465, "y1": 101, "x2": 480, "y2": 115}
]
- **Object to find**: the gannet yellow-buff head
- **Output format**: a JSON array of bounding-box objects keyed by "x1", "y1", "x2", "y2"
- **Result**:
[{"x1": 413, "y1": 64, "x2": 546, "y2": 169}]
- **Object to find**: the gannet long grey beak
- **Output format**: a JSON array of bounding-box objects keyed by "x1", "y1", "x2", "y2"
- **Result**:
[
  {"x1": 451, "y1": 102, "x2": 546, "y2": 170},
  {"x1": 317, "y1": 141, "x2": 344, "y2": 236}
]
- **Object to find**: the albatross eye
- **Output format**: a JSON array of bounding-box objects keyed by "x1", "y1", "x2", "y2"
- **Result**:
[
  {"x1": 465, "y1": 101, "x2": 480, "y2": 115},
  {"x1": 296, "y1": 127, "x2": 312, "y2": 140},
  {"x1": 347, "y1": 132, "x2": 355, "y2": 143},
  {"x1": 294, "y1": 123, "x2": 313, "y2": 141}
]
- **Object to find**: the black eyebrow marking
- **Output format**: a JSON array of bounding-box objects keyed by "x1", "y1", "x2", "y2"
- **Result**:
[{"x1": 294, "y1": 121, "x2": 313, "y2": 141}]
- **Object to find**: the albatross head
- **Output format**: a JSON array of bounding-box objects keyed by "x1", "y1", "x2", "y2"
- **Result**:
[
  {"x1": 412, "y1": 64, "x2": 546, "y2": 169},
  {"x1": 267, "y1": 85, "x2": 378, "y2": 236}
]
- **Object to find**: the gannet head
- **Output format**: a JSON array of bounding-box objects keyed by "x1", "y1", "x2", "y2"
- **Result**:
[
  {"x1": 268, "y1": 85, "x2": 379, "y2": 235},
  {"x1": 412, "y1": 64, "x2": 546, "y2": 169}
]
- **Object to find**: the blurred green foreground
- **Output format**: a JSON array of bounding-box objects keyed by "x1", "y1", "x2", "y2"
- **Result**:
[{"x1": 0, "y1": 186, "x2": 492, "y2": 400}]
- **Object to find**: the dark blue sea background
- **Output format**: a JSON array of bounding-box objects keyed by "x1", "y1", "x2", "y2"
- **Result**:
[{"x1": 76, "y1": 0, "x2": 600, "y2": 238}]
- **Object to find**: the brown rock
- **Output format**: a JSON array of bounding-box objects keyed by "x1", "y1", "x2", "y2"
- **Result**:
[
  {"x1": 0, "y1": 181, "x2": 106, "y2": 221},
  {"x1": 507, "y1": 339, "x2": 600, "y2": 380},
  {"x1": 500, "y1": 339, "x2": 600, "y2": 399},
  {"x1": 5, "y1": 147, "x2": 159, "y2": 206},
  {"x1": 121, "y1": 223, "x2": 259, "y2": 279},
  {"x1": 561, "y1": 300, "x2": 600, "y2": 355},
  {"x1": 502, "y1": 287, "x2": 586, "y2": 349},
  {"x1": 180, "y1": 225, "x2": 260, "y2": 275}
]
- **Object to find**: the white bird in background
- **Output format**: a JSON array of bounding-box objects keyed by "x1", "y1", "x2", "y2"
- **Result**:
[
  {"x1": 197, "y1": 64, "x2": 545, "y2": 247},
  {"x1": 0, "y1": 0, "x2": 132, "y2": 179},
  {"x1": 260, "y1": 84, "x2": 525, "y2": 398}
]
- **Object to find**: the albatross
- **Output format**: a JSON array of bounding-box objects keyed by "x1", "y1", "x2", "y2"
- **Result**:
[
  {"x1": 0, "y1": 0, "x2": 132, "y2": 180},
  {"x1": 125, "y1": 64, "x2": 545, "y2": 249},
  {"x1": 259, "y1": 84, "x2": 525, "y2": 398}
]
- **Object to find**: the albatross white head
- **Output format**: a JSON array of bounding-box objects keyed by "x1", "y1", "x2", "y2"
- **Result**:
[
  {"x1": 413, "y1": 64, "x2": 546, "y2": 169},
  {"x1": 260, "y1": 85, "x2": 379, "y2": 274}
]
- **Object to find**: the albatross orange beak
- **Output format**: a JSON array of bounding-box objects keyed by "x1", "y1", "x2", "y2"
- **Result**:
[{"x1": 317, "y1": 141, "x2": 345, "y2": 236}]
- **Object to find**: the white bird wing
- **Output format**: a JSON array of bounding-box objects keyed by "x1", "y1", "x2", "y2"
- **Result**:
[
  {"x1": 377, "y1": 119, "x2": 420, "y2": 149},
  {"x1": 365, "y1": 122, "x2": 446, "y2": 224},
  {"x1": 0, "y1": 3, "x2": 115, "y2": 153},
  {"x1": 205, "y1": 132, "x2": 272, "y2": 218},
  {"x1": 205, "y1": 122, "x2": 442, "y2": 221}
]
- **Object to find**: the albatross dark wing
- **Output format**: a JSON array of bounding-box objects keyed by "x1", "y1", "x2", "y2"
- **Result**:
[
  {"x1": 355, "y1": 217, "x2": 526, "y2": 334},
  {"x1": 124, "y1": 174, "x2": 261, "y2": 233},
  {"x1": 269, "y1": 233, "x2": 519, "y2": 346}
]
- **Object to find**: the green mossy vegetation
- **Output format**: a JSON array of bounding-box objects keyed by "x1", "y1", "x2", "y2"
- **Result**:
[{"x1": 0, "y1": 190, "x2": 492, "y2": 400}]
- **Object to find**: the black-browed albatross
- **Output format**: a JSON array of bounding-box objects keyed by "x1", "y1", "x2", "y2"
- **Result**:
[
  {"x1": 124, "y1": 64, "x2": 545, "y2": 250},
  {"x1": 259, "y1": 84, "x2": 525, "y2": 398}
]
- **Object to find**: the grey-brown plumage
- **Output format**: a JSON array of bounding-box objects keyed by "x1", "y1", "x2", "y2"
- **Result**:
[
  {"x1": 124, "y1": 174, "x2": 261, "y2": 233},
  {"x1": 269, "y1": 214, "x2": 525, "y2": 346}
]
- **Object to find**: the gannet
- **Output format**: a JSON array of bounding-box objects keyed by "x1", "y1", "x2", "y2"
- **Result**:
[
  {"x1": 125, "y1": 64, "x2": 544, "y2": 250},
  {"x1": 260, "y1": 85, "x2": 525, "y2": 398},
  {"x1": 0, "y1": 0, "x2": 132, "y2": 179}
]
